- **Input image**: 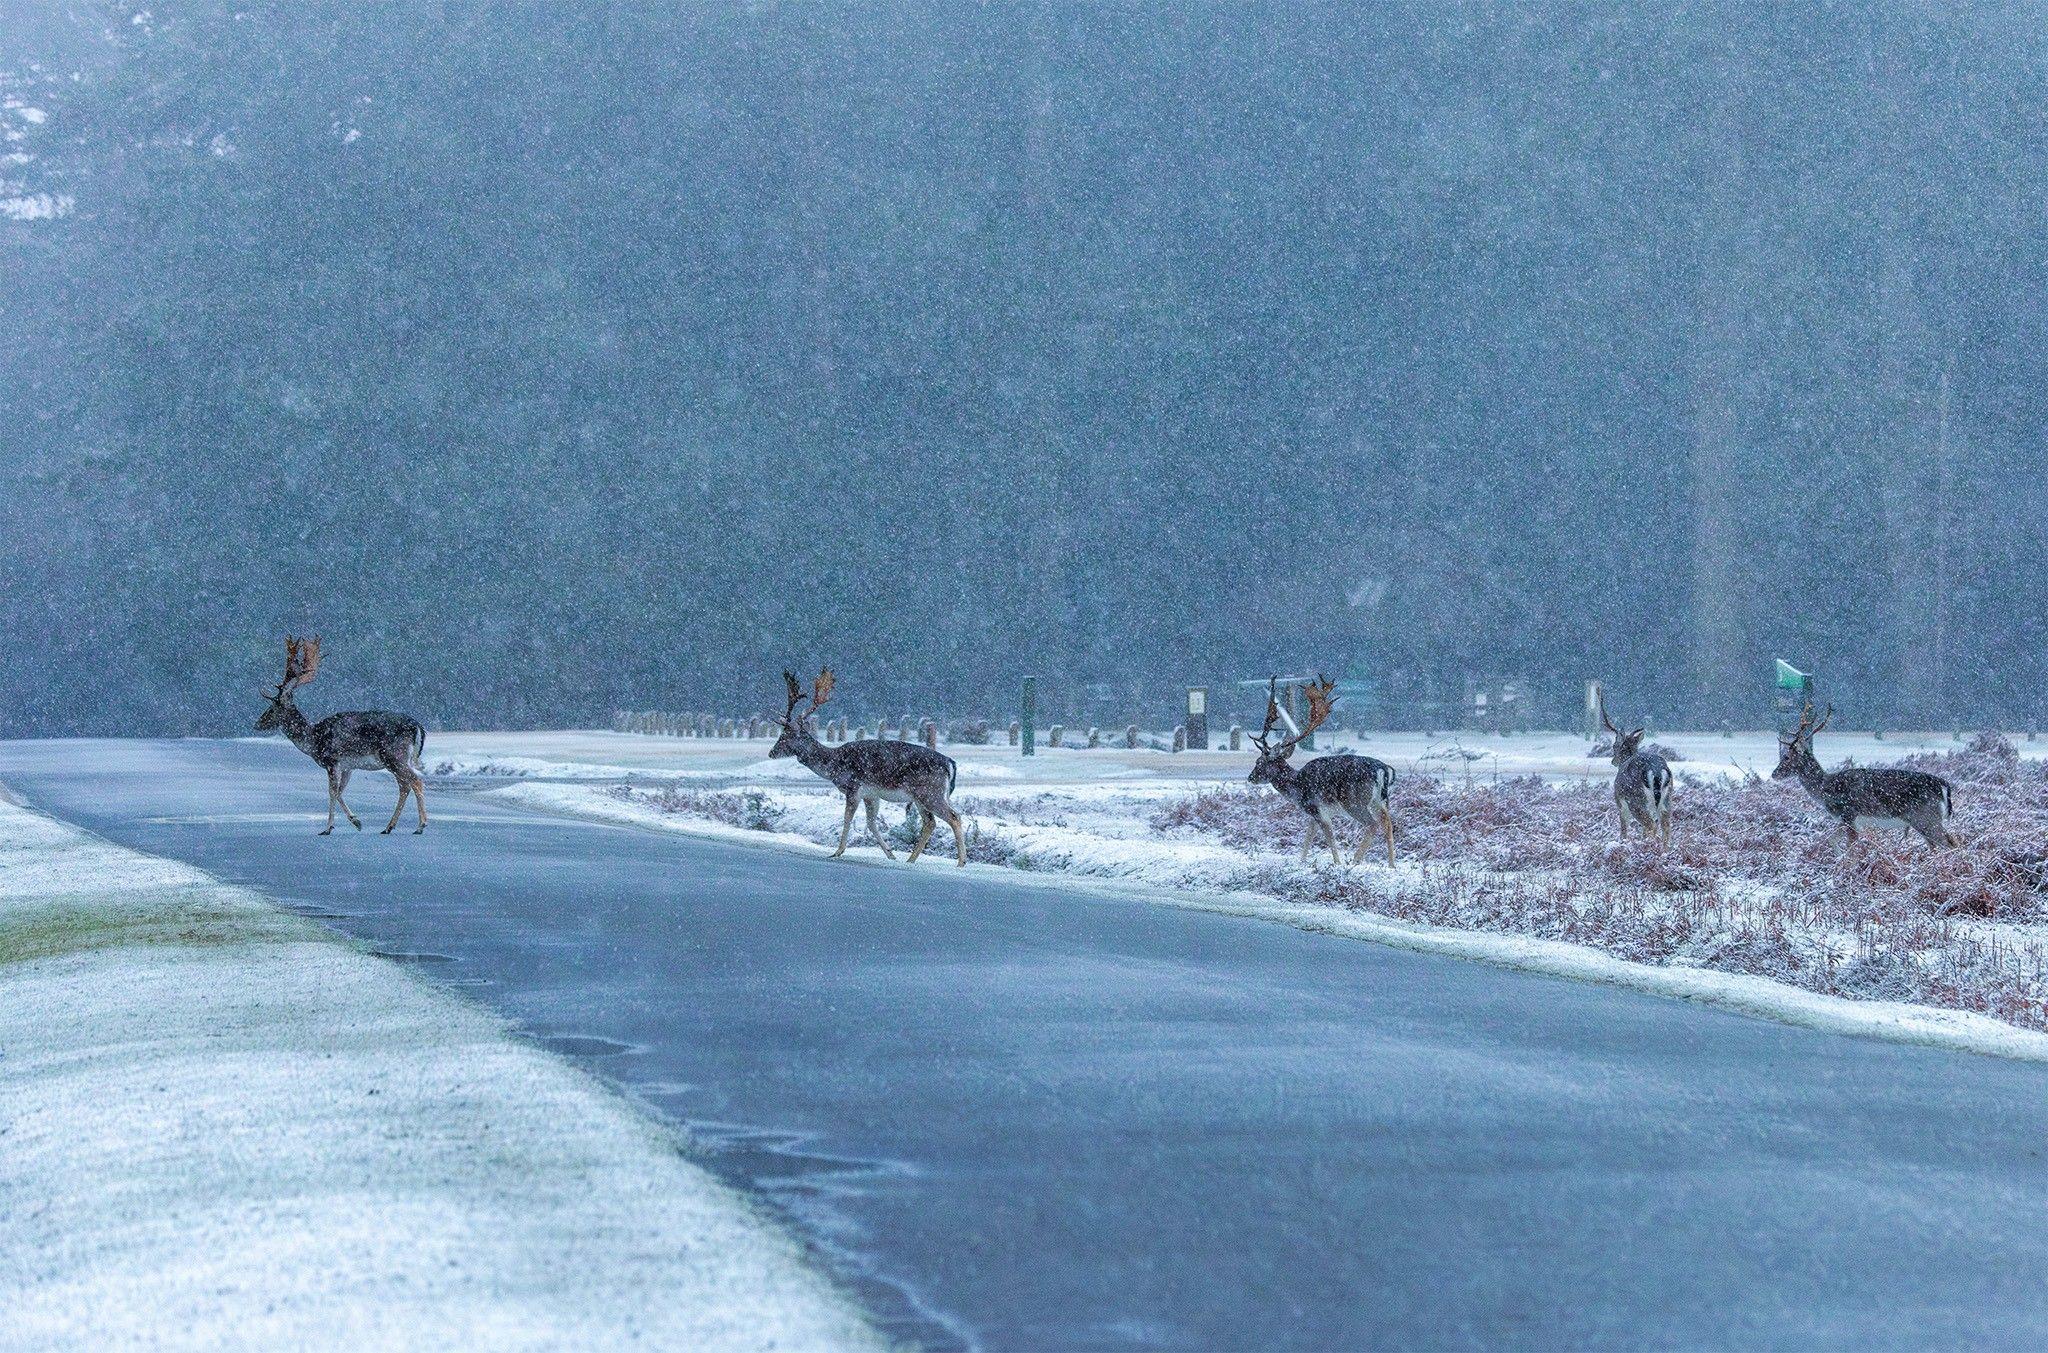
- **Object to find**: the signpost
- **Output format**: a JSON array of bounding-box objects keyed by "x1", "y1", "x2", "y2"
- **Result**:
[
  {"x1": 1774, "y1": 659, "x2": 1814, "y2": 733},
  {"x1": 1585, "y1": 680, "x2": 1600, "y2": 742},
  {"x1": 1186, "y1": 687, "x2": 1209, "y2": 751},
  {"x1": 1021, "y1": 675, "x2": 1037, "y2": 757}
]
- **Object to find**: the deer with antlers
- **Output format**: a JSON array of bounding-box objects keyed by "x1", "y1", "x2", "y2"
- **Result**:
[
  {"x1": 1246, "y1": 676, "x2": 1397, "y2": 866},
  {"x1": 1596, "y1": 684, "x2": 1674, "y2": 842},
  {"x1": 1772, "y1": 702, "x2": 1957, "y2": 850},
  {"x1": 768, "y1": 668, "x2": 967, "y2": 866},
  {"x1": 255, "y1": 637, "x2": 428, "y2": 835}
]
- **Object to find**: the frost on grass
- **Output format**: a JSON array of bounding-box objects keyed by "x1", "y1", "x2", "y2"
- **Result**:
[
  {"x1": 1155, "y1": 735, "x2": 2048, "y2": 1030},
  {"x1": 607, "y1": 784, "x2": 785, "y2": 832}
]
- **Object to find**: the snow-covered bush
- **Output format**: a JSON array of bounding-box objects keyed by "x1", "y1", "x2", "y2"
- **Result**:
[
  {"x1": 947, "y1": 718, "x2": 994, "y2": 745},
  {"x1": 1151, "y1": 749, "x2": 2048, "y2": 1029}
]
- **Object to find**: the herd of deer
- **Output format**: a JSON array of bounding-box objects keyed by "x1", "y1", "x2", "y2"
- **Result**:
[{"x1": 256, "y1": 641, "x2": 1963, "y2": 864}]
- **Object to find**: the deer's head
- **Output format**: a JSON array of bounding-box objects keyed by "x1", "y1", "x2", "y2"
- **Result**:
[
  {"x1": 1246, "y1": 675, "x2": 1336, "y2": 785},
  {"x1": 256, "y1": 635, "x2": 320, "y2": 731},
  {"x1": 768, "y1": 666, "x2": 834, "y2": 758},
  {"x1": 1594, "y1": 684, "x2": 1645, "y2": 764},
  {"x1": 1772, "y1": 702, "x2": 1831, "y2": 780}
]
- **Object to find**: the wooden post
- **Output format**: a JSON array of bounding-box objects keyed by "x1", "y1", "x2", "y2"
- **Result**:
[
  {"x1": 1125, "y1": 724, "x2": 1138, "y2": 749},
  {"x1": 1048, "y1": 724, "x2": 1064, "y2": 749},
  {"x1": 1008, "y1": 719, "x2": 1020, "y2": 747},
  {"x1": 1086, "y1": 726, "x2": 1100, "y2": 749},
  {"x1": 1186, "y1": 687, "x2": 1209, "y2": 750},
  {"x1": 1229, "y1": 724, "x2": 1242, "y2": 751},
  {"x1": 922, "y1": 719, "x2": 937, "y2": 749},
  {"x1": 1172, "y1": 725, "x2": 1186, "y2": 753},
  {"x1": 1021, "y1": 676, "x2": 1037, "y2": 757}
]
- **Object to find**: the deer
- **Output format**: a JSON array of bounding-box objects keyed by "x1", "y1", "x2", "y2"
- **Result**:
[
  {"x1": 254, "y1": 637, "x2": 428, "y2": 835},
  {"x1": 1246, "y1": 676, "x2": 1397, "y2": 866},
  {"x1": 1596, "y1": 683, "x2": 1674, "y2": 841},
  {"x1": 1772, "y1": 702, "x2": 1957, "y2": 850},
  {"x1": 768, "y1": 668, "x2": 967, "y2": 866}
]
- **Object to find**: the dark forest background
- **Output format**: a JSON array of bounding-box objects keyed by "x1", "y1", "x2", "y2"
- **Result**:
[{"x1": 3, "y1": 1, "x2": 2043, "y2": 735}]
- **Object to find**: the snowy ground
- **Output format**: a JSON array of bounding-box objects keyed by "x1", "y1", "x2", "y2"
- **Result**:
[
  {"x1": 0, "y1": 790, "x2": 879, "y2": 1350},
  {"x1": 427, "y1": 725, "x2": 2034, "y2": 788},
  {"x1": 430, "y1": 727, "x2": 2048, "y2": 1051}
]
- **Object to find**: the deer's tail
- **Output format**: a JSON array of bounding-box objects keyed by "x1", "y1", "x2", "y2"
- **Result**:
[{"x1": 414, "y1": 724, "x2": 427, "y2": 766}]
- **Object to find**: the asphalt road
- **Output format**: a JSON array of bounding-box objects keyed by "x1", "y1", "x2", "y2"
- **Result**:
[{"x1": 6, "y1": 738, "x2": 2048, "y2": 1351}]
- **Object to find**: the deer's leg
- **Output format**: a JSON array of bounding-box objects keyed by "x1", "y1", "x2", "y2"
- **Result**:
[
  {"x1": 908, "y1": 803, "x2": 936, "y2": 864},
  {"x1": 863, "y1": 797, "x2": 895, "y2": 859},
  {"x1": 1912, "y1": 813, "x2": 1949, "y2": 852},
  {"x1": 1347, "y1": 807, "x2": 1372, "y2": 865},
  {"x1": 1312, "y1": 808, "x2": 1340, "y2": 867},
  {"x1": 333, "y1": 769, "x2": 361, "y2": 831},
  {"x1": 1383, "y1": 807, "x2": 1396, "y2": 866},
  {"x1": 382, "y1": 776, "x2": 409, "y2": 834},
  {"x1": 915, "y1": 789, "x2": 967, "y2": 867},
  {"x1": 946, "y1": 808, "x2": 967, "y2": 867},
  {"x1": 410, "y1": 773, "x2": 427, "y2": 833},
  {"x1": 320, "y1": 768, "x2": 339, "y2": 834},
  {"x1": 831, "y1": 791, "x2": 857, "y2": 858}
]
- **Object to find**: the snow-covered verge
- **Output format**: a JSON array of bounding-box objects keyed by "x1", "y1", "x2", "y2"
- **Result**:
[
  {"x1": 422, "y1": 726, "x2": 2048, "y2": 790},
  {"x1": 482, "y1": 733, "x2": 2048, "y2": 1058},
  {"x1": 0, "y1": 793, "x2": 879, "y2": 1351}
]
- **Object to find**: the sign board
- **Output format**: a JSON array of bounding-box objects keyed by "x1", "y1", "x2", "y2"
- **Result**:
[
  {"x1": 1186, "y1": 687, "x2": 1209, "y2": 750},
  {"x1": 1774, "y1": 659, "x2": 1810, "y2": 692}
]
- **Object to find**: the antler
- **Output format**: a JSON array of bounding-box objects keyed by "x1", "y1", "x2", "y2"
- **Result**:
[
  {"x1": 1298, "y1": 675, "x2": 1337, "y2": 740},
  {"x1": 1787, "y1": 700, "x2": 1833, "y2": 741},
  {"x1": 779, "y1": 666, "x2": 835, "y2": 727},
  {"x1": 1593, "y1": 682, "x2": 1643, "y2": 741},
  {"x1": 1251, "y1": 677, "x2": 1283, "y2": 750},
  {"x1": 1253, "y1": 675, "x2": 1338, "y2": 757},
  {"x1": 276, "y1": 635, "x2": 322, "y2": 693}
]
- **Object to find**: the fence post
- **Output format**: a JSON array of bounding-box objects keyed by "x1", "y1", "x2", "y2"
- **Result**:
[
  {"x1": 1172, "y1": 725, "x2": 1186, "y2": 753},
  {"x1": 1021, "y1": 676, "x2": 1037, "y2": 757},
  {"x1": 1186, "y1": 687, "x2": 1209, "y2": 750},
  {"x1": 1048, "y1": 723, "x2": 1064, "y2": 749},
  {"x1": 1229, "y1": 724, "x2": 1242, "y2": 751},
  {"x1": 1125, "y1": 724, "x2": 1138, "y2": 749},
  {"x1": 1086, "y1": 726, "x2": 1100, "y2": 748},
  {"x1": 922, "y1": 719, "x2": 937, "y2": 749}
]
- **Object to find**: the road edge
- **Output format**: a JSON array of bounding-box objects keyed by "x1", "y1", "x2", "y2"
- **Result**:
[{"x1": 0, "y1": 785, "x2": 886, "y2": 1351}]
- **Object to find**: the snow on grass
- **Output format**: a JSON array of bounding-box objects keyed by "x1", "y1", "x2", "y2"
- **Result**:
[
  {"x1": 0, "y1": 795, "x2": 880, "y2": 1351},
  {"x1": 483, "y1": 732, "x2": 2048, "y2": 1055}
]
